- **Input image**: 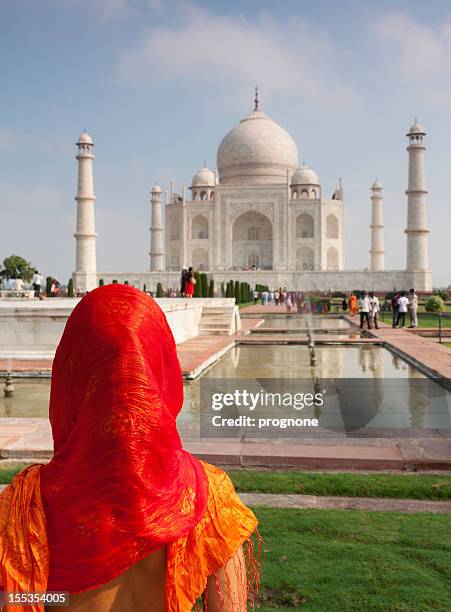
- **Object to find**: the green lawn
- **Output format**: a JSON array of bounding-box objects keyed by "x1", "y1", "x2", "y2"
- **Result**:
[
  {"x1": 256, "y1": 507, "x2": 451, "y2": 611},
  {"x1": 228, "y1": 470, "x2": 451, "y2": 500},
  {"x1": 0, "y1": 463, "x2": 32, "y2": 484},
  {"x1": 379, "y1": 311, "x2": 451, "y2": 328}
]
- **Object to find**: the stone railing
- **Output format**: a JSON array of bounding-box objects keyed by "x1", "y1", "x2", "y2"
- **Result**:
[{"x1": 0, "y1": 290, "x2": 35, "y2": 299}]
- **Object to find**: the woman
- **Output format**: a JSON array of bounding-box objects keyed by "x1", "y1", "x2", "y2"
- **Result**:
[
  {"x1": 348, "y1": 292, "x2": 357, "y2": 317},
  {"x1": 285, "y1": 293, "x2": 292, "y2": 313},
  {"x1": 185, "y1": 267, "x2": 195, "y2": 298},
  {"x1": 0, "y1": 285, "x2": 259, "y2": 611}
]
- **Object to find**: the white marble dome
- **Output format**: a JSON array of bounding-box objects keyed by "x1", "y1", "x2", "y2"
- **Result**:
[
  {"x1": 191, "y1": 164, "x2": 215, "y2": 188},
  {"x1": 77, "y1": 131, "x2": 93, "y2": 145},
  {"x1": 408, "y1": 121, "x2": 425, "y2": 135},
  {"x1": 217, "y1": 109, "x2": 299, "y2": 185},
  {"x1": 291, "y1": 164, "x2": 319, "y2": 186},
  {"x1": 371, "y1": 179, "x2": 382, "y2": 190}
]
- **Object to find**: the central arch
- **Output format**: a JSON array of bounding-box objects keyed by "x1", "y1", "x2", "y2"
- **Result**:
[{"x1": 232, "y1": 210, "x2": 273, "y2": 270}]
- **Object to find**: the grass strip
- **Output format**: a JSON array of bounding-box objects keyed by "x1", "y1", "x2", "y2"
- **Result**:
[{"x1": 228, "y1": 469, "x2": 451, "y2": 500}]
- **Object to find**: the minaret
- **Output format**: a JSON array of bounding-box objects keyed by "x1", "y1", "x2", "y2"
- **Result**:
[
  {"x1": 369, "y1": 179, "x2": 385, "y2": 271},
  {"x1": 73, "y1": 131, "x2": 97, "y2": 293},
  {"x1": 405, "y1": 120, "x2": 429, "y2": 271},
  {"x1": 149, "y1": 184, "x2": 164, "y2": 271}
]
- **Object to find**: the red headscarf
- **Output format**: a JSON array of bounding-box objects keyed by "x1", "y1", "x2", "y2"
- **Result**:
[{"x1": 39, "y1": 285, "x2": 208, "y2": 592}]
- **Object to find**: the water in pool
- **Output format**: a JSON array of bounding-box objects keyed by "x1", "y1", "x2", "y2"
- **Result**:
[{"x1": 2, "y1": 346, "x2": 449, "y2": 433}]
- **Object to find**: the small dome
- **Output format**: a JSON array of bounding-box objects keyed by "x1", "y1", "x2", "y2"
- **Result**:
[
  {"x1": 77, "y1": 130, "x2": 93, "y2": 145},
  {"x1": 407, "y1": 120, "x2": 425, "y2": 136},
  {"x1": 371, "y1": 179, "x2": 382, "y2": 190},
  {"x1": 191, "y1": 165, "x2": 215, "y2": 188},
  {"x1": 291, "y1": 165, "x2": 319, "y2": 186},
  {"x1": 151, "y1": 184, "x2": 162, "y2": 193}
]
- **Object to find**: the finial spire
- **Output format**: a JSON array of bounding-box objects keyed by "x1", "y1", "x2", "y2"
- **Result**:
[{"x1": 254, "y1": 86, "x2": 259, "y2": 111}]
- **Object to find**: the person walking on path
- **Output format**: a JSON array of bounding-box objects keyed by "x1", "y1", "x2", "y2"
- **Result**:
[
  {"x1": 358, "y1": 291, "x2": 371, "y2": 329},
  {"x1": 262, "y1": 290, "x2": 269, "y2": 305},
  {"x1": 408, "y1": 288, "x2": 419, "y2": 328},
  {"x1": 369, "y1": 292, "x2": 380, "y2": 329},
  {"x1": 253, "y1": 289, "x2": 259, "y2": 304},
  {"x1": 32, "y1": 270, "x2": 43, "y2": 298},
  {"x1": 274, "y1": 290, "x2": 280, "y2": 306},
  {"x1": 348, "y1": 292, "x2": 357, "y2": 316},
  {"x1": 397, "y1": 292, "x2": 409, "y2": 328},
  {"x1": 286, "y1": 293, "x2": 293, "y2": 313},
  {"x1": 391, "y1": 292, "x2": 400, "y2": 328}
]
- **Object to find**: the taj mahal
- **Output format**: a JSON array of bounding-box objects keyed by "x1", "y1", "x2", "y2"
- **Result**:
[{"x1": 72, "y1": 91, "x2": 432, "y2": 294}]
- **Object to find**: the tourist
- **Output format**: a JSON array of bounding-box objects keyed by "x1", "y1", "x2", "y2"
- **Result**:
[
  {"x1": 51, "y1": 277, "x2": 60, "y2": 297},
  {"x1": 0, "y1": 285, "x2": 259, "y2": 609},
  {"x1": 286, "y1": 293, "x2": 293, "y2": 313},
  {"x1": 391, "y1": 292, "x2": 400, "y2": 327},
  {"x1": 358, "y1": 291, "x2": 370, "y2": 329},
  {"x1": 408, "y1": 288, "x2": 419, "y2": 328},
  {"x1": 269, "y1": 290, "x2": 275, "y2": 303},
  {"x1": 369, "y1": 292, "x2": 380, "y2": 329},
  {"x1": 13, "y1": 277, "x2": 24, "y2": 293},
  {"x1": 185, "y1": 267, "x2": 195, "y2": 298},
  {"x1": 253, "y1": 288, "x2": 259, "y2": 304},
  {"x1": 31, "y1": 269, "x2": 43, "y2": 298},
  {"x1": 348, "y1": 292, "x2": 357, "y2": 316},
  {"x1": 274, "y1": 290, "x2": 280, "y2": 306},
  {"x1": 180, "y1": 266, "x2": 188, "y2": 297},
  {"x1": 397, "y1": 292, "x2": 409, "y2": 328},
  {"x1": 262, "y1": 289, "x2": 269, "y2": 305},
  {"x1": 342, "y1": 297, "x2": 348, "y2": 312}
]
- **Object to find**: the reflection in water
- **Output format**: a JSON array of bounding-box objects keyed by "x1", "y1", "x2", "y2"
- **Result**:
[{"x1": 2, "y1": 347, "x2": 450, "y2": 433}]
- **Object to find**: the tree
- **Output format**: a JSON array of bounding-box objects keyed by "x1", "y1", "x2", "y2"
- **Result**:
[
  {"x1": 234, "y1": 280, "x2": 240, "y2": 304},
  {"x1": 220, "y1": 282, "x2": 225, "y2": 297},
  {"x1": 194, "y1": 272, "x2": 201, "y2": 297},
  {"x1": 1, "y1": 255, "x2": 35, "y2": 281},
  {"x1": 46, "y1": 276, "x2": 52, "y2": 297},
  {"x1": 425, "y1": 295, "x2": 445, "y2": 313},
  {"x1": 156, "y1": 282, "x2": 165, "y2": 297},
  {"x1": 67, "y1": 278, "x2": 74, "y2": 298},
  {"x1": 208, "y1": 279, "x2": 214, "y2": 297},
  {"x1": 201, "y1": 273, "x2": 208, "y2": 297}
]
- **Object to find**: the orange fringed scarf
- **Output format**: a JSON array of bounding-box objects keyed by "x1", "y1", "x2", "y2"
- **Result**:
[{"x1": 0, "y1": 285, "x2": 259, "y2": 611}]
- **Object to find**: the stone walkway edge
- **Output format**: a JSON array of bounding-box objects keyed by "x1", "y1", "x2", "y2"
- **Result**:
[
  {"x1": 239, "y1": 492, "x2": 451, "y2": 514},
  {"x1": 0, "y1": 483, "x2": 448, "y2": 514}
]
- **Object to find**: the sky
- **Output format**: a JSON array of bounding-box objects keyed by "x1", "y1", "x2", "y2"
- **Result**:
[{"x1": 1, "y1": 0, "x2": 450, "y2": 286}]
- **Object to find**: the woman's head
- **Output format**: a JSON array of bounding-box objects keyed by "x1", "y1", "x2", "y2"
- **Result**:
[{"x1": 49, "y1": 284, "x2": 183, "y2": 453}]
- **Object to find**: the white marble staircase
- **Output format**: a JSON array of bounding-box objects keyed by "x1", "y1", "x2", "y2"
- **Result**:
[{"x1": 198, "y1": 303, "x2": 240, "y2": 336}]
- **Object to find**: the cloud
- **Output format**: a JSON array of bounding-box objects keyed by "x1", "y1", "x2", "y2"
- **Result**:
[
  {"x1": 373, "y1": 12, "x2": 451, "y2": 105},
  {"x1": 118, "y1": 5, "x2": 356, "y2": 108}
]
